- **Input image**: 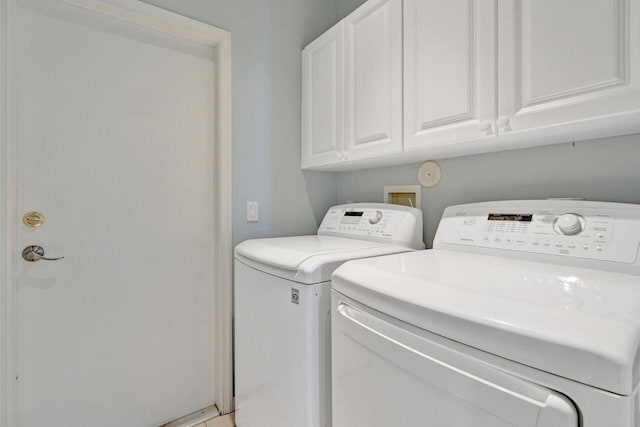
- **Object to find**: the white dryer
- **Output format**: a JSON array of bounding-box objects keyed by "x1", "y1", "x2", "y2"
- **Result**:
[
  {"x1": 332, "y1": 200, "x2": 640, "y2": 427},
  {"x1": 234, "y1": 203, "x2": 424, "y2": 427}
]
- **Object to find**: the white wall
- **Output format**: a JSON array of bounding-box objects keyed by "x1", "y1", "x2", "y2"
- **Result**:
[
  {"x1": 142, "y1": 0, "x2": 339, "y2": 245},
  {"x1": 337, "y1": 134, "x2": 640, "y2": 247}
]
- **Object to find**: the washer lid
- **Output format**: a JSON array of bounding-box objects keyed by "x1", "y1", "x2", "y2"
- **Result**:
[
  {"x1": 235, "y1": 235, "x2": 411, "y2": 284},
  {"x1": 332, "y1": 249, "x2": 640, "y2": 395}
]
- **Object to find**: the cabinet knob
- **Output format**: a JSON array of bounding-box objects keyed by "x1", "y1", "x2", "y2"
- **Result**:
[
  {"x1": 497, "y1": 116, "x2": 512, "y2": 132},
  {"x1": 479, "y1": 121, "x2": 493, "y2": 136}
]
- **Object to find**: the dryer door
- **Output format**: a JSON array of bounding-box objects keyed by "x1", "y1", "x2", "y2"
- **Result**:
[{"x1": 331, "y1": 293, "x2": 579, "y2": 427}]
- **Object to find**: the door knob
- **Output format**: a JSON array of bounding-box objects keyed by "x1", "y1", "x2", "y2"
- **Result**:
[{"x1": 22, "y1": 245, "x2": 65, "y2": 262}]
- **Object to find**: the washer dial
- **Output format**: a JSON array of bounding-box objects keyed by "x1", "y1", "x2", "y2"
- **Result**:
[{"x1": 369, "y1": 211, "x2": 383, "y2": 224}]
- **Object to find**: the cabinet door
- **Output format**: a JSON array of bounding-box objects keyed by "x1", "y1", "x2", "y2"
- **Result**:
[
  {"x1": 302, "y1": 22, "x2": 344, "y2": 169},
  {"x1": 498, "y1": 0, "x2": 640, "y2": 135},
  {"x1": 404, "y1": 0, "x2": 497, "y2": 150},
  {"x1": 343, "y1": 0, "x2": 403, "y2": 161}
]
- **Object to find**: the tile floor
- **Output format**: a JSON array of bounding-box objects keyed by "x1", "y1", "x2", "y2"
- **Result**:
[{"x1": 196, "y1": 413, "x2": 235, "y2": 427}]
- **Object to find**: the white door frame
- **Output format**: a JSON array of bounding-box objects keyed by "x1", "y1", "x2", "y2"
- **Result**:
[{"x1": 0, "y1": 0, "x2": 234, "y2": 424}]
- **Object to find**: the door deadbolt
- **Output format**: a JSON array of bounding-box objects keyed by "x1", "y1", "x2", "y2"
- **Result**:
[{"x1": 23, "y1": 211, "x2": 45, "y2": 228}]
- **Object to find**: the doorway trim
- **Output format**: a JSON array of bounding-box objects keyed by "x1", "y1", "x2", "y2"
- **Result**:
[{"x1": 0, "y1": 0, "x2": 234, "y2": 424}]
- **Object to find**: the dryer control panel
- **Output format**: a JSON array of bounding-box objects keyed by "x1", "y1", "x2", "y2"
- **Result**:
[
  {"x1": 318, "y1": 203, "x2": 424, "y2": 250},
  {"x1": 435, "y1": 200, "x2": 640, "y2": 265}
]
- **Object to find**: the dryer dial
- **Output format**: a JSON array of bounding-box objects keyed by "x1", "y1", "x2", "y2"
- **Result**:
[{"x1": 556, "y1": 213, "x2": 584, "y2": 236}]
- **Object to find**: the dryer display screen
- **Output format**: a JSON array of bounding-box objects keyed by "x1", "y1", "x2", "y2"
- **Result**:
[{"x1": 488, "y1": 214, "x2": 533, "y2": 222}]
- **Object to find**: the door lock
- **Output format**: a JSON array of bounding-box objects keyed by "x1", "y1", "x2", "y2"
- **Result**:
[{"x1": 23, "y1": 211, "x2": 45, "y2": 228}]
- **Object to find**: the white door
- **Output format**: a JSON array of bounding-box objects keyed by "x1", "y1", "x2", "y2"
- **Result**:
[
  {"x1": 332, "y1": 295, "x2": 579, "y2": 427},
  {"x1": 343, "y1": 0, "x2": 402, "y2": 161},
  {"x1": 15, "y1": 1, "x2": 216, "y2": 425},
  {"x1": 497, "y1": 0, "x2": 640, "y2": 135},
  {"x1": 403, "y1": 0, "x2": 497, "y2": 150},
  {"x1": 301, "y1": 22, "x2": 344, "y2": 169}
]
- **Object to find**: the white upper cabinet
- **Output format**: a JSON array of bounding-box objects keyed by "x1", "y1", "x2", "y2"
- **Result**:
[
  {"x1": 302, "y1": 22, "x2": 344, "y2": 169},
  {"x1": 404, "y1": 0, "x2": 497, "y2": 151},
  {"x1": 498, "y1": 0, "x2": 640, "y2": 137},
  {"x1": 343, "y1": 0, "x2": 403, "y2": 161},
  {"x1": 302, "y1": 0, "x2": 640, "y2": 171}
]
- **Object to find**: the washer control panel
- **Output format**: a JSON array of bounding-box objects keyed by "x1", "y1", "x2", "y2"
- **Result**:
[
  {"x1": 318, "y1": 203, "x2": 424, "y2": 249},
  {"x1": 435, "y1": 201, "x2": 640, "y2": 264},
  {"x1": 320, "y1": 207, "x2": 403, "y2": 238}
]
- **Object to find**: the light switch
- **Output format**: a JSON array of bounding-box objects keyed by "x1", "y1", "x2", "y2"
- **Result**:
[{"x1": 246, "y1": 201, "x2": 259, "y2": 222}]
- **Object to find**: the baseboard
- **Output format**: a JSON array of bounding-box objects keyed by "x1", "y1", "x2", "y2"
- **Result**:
[{"x1": 161, "y1": 404, "x2": 220, "y2": 427}]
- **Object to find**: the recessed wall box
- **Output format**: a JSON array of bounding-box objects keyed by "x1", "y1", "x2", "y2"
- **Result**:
[{"x1": 384, "y1": 185, "x2": 421, "y2": 208}]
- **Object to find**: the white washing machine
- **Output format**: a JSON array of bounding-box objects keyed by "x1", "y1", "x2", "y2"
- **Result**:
[
  {"x1": 332, "y1": 200, "x2": 640, "y2": 427},
  {"x1": 234, "y1": 203, "x2": 424, "y2": 427}
]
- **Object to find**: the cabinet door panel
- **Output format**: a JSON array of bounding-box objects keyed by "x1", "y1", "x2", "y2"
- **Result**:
[
  {"x1": 344, "y1": 0, "x2": 403, "y2": 160},
  {"x1": 404, "y1": 0, "x2": 497, "y2": 149},
  {"x1": 302, "y1": 23, "x2": 344, "y2": 168},
  {"x1": 498, "y1": 0, "x2": 640, "y2": 134}
]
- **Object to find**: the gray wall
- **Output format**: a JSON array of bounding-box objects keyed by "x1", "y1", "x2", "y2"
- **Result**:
[
  {"x1": 338, "y1": 0, "x2": 367, "y2": 18},
  {"x1": 142, "y1": 0, "x2": 640, "y2": 251},
  {"x1": 337, "y1": 134, "x2": 640, "y2": 247},
  {"x1": 142, "y1": 0, "x2": 338, "y2": 245}
]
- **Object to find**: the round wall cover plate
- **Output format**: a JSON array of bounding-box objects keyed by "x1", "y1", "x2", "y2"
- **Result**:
[{"x1": 418, "y1": 160, "x2": 442, "y2": 188}]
